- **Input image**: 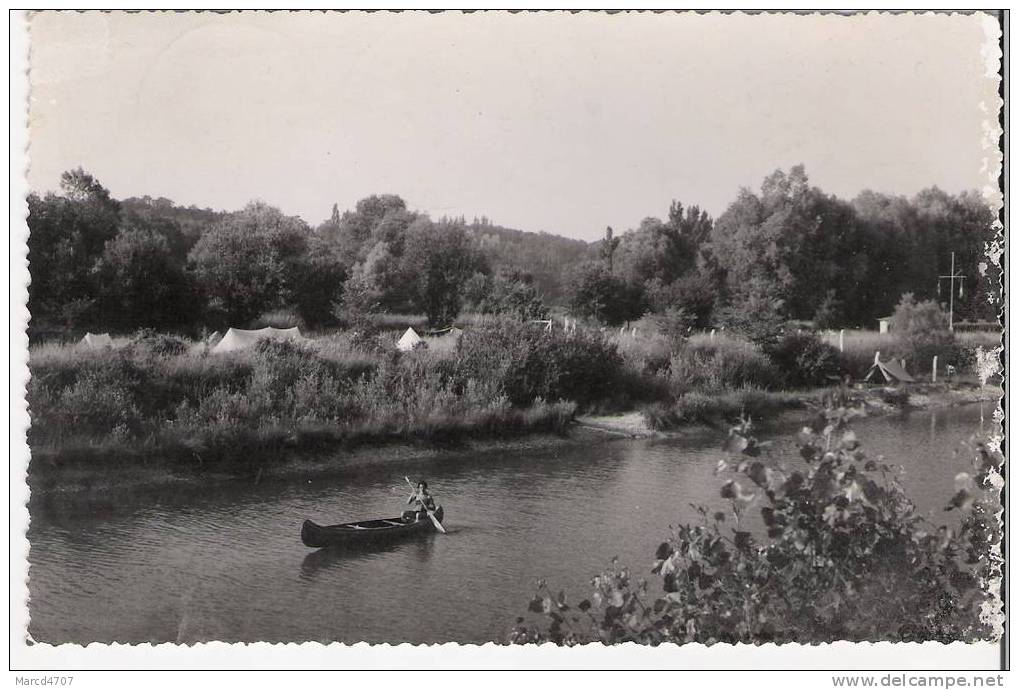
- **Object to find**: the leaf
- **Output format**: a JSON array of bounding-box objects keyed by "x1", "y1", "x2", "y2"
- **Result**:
[
  {"x1": 747, "y1": 461, "x2": 768, "y2": 487},
  {"x1": 655, "y1": 542, "x2": 674, "y2": 560},
  {"x1": 840, "y1": 430, "x2": 859, "y2": 450},
  {"x1": 541, "y1": 596, "x2": 554, "y2": 614},
  {"x1": 945, "y1": 489, "x2": 973, "y2": 512},
  {"x1": 725, "y1": 434, "x2": 750, "y2": 454},
  {"x1": 528, "y1": 596, "x2": 543, "y2": 613},
  {"x1": 578, "y1": 599, "x2": 591, "y2": 612}
]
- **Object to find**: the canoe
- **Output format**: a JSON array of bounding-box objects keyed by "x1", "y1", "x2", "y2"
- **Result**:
[{"x1": 301, "y1": 506, "x2": 444, "y2": 549}]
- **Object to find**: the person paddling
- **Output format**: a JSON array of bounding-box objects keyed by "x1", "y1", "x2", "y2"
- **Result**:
[{"x1": 403, "y1": 480, "x2": 436, "y2": 522}]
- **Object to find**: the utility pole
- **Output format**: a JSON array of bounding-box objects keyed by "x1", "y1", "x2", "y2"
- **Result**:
[{"x1": 937, "y1": 251, "x2": 966, "y2": 332}]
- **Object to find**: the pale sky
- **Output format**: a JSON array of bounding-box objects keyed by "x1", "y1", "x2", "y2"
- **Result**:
[{"x1": 27, "y1": 11, "x2": 1001, "y2": 241}]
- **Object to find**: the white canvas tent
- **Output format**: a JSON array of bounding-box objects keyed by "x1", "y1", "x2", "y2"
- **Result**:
[
  {"x1": 80, "y1": 332, "x2": 114, "y2": 349},
  {"x1": 397, "y1": 326, "x2": 463, "y2": 352},
  {"x1": 212, "y1": 326, "x2": 306, "y2": 354},
  {"x1": 397, "y1": 327, "x2": 424, "y2": 352}
]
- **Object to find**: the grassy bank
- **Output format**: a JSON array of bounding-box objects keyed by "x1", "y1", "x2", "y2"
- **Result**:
[
  {"x1": 820, "y1": 328, "x2": 999, "y2": 378},
  {"x1": 27, "y1": 319, "x2": 999, "y2": 492},
  {"x1": 27, "y1": 331, "x2": 579, "y2": 480}
]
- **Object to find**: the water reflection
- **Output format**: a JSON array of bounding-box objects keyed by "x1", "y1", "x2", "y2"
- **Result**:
[
  {"x1": 300, "y1": 535, "x2": 438, "y2": 580},
  {"x1": 28, "y1": 404, "x2": 990, "y2": 644}
]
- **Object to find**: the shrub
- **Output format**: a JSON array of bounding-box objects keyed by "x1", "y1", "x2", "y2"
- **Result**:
[
  {"x1": 973, "y1": 347, "x2": 1002, "y2": 386},
  {"x1": 130, "y1": 328, "x2": 190, "y2": 357},
  {"x1": 567, "y1": 262, "x2": 647, "y2": 326},
  {"x1": 457, "y1": 321, "x2": 624, "y2": 408},
  {"x1": 640, "y1": 402, "x2": 682, "y2": 431},
  {"x1": 878, "y1": 387, "x2": 910, "y2": 406},
  {"x1": 892, "y1": 294, "x2": 957, "y2": 369},
  {"x1": 668, "y1": 337, "x2": 780, "y2": 395},
  {"x1": 512, "y1": 405, "x2": 1001, "y2": 644},
  {"x1": 645, "y1": 307, "x2": 696, "y2": 342},
  {"x1": 251, "y1": 309, "x2": 306, "y2": 330},
  {"x1": 765, "y1": 331, "x2": 846, "y2": 388},
  {"x1": 643, "y1": 388, "x2": 800, "y2": 429},
  {"x1": 51, "y1": 367, "x2": 143, "y2": 439}
]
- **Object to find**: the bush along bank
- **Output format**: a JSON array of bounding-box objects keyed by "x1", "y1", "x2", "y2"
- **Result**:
[
  {"x1": 28, "y1": 331, "x2": 579, "y2": 480},
  {"x1": 511, "y1": 404, "x2": 1002, "y2": 644},
  {"x1": 28, "y1": 319, "x2": 997, "y2": 485}
]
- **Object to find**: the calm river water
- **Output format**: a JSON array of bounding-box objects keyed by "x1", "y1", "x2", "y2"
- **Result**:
[{"x1": 27, "y1": 403, "x2": 996, "y2": 644}]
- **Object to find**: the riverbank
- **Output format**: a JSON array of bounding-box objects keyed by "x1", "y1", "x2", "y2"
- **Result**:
[
  {"x1": 26, "y1": 382, "x2": 999, "y2": 501},
  {"x1": 26, "y1": 424, "x2": 624, "y2": 503},
  {"x1": 578, "y1": 382, "x2": 1000, "y2": 437}
]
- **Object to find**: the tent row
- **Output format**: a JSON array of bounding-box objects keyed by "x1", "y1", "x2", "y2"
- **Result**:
[
  {"x1": 76, "y1": 327, "x2": 308, "y2": 353},
  {"x1": 78, "y1": 326, "x2": 454, "y2": 355},
  {"x1": 76, "y1": 329, "x2": 921, "y2": 385}
]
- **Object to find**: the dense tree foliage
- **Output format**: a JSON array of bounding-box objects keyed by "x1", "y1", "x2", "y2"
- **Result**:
[
  {"x1": 26, "y1": 166, "x2": 998, "y2": 340},
  {"x1": 714, "y1": 166, "x2": 997, "y2": 328},
  {"x1": 402, "y1": 220, "x2": 487, "y2": 326},
  {"x1": 890, "y1": 293, "x2": 960, "y2": 369},
  {"x1": 93, "y1": 225, "x2": 196, "y2": 331},
  {"x1": 27, "y1": 169, "x2": 122, "y2": 334},
  {"x1": 567, "y1": 262, "x2": 646, "y2": 326},
  {"x1": 463, "y1": 268, "x2": 549, "y2": 320},
  {"x1": 561, "y1": 165, "x2": 997, "y2": 333},
  {"x1": 188, "y1": 202, "x2": 311, "y2": 326}
]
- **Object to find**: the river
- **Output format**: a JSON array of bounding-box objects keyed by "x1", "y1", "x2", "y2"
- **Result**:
[{"x1": 26, "y1": 402, "x2": 997, "y2": 644}]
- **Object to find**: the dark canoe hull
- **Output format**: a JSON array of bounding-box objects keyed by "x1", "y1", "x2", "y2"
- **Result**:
[{"x1": 301, "y1": 506, "x2": 444, "y2": 549}]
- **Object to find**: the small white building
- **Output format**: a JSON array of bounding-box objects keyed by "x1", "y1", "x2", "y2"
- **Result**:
[{"x1": 877, "y1": 316, "x2": 894, "y2": 334}]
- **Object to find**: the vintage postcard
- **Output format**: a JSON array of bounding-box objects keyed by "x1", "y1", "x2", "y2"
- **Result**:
[{"x1": 10, "y1": 9, "x2": 1005, "y2": 673}]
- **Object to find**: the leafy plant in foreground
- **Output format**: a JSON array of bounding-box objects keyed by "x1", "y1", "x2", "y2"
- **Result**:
[{"x1": 511, "y1": 401, "x2": 1001, "y2": 645}]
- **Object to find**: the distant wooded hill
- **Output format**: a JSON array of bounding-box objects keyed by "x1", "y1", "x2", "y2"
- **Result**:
[
  {"x1": 465, "y1": 219, "x2": 594, "y2": 304},
  {"x1": 122, "y1": 199, "x2": 595, "y2": 306}
]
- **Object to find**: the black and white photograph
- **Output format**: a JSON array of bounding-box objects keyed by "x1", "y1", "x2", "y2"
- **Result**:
[{"x1": 10, "y1": 8, "x2": 1006, "y2": 672}]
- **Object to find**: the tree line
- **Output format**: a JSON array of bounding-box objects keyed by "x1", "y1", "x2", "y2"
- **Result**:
[
  {"x1": 27, "y1": 165, "x2": 998, "y2": 340},
  {"x1": 27, "y1": 170, "x2": 550, "y2": 338},
  {"x1": 568, "y1": 165, "x2": 998, "y2": 336}
]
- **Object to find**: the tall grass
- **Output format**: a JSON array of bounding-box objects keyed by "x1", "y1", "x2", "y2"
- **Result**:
[
  {"x1": 27, "y1": 332, "x2": 578, "y2": 474},
  {"x1": 30, "y1": 319, "x2": 1000, "y2": 479},
  {"x1": 641, "y1": 387, "x2": 804, "y2": 430},
  {"x1": 820, "y1": 329, "x2": 1000, "y2": 378}
]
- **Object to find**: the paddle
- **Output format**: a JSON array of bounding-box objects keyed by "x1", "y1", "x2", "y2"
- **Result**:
[{"x1": 405, "y1": 476, "x2": 447, "y2": 534}]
